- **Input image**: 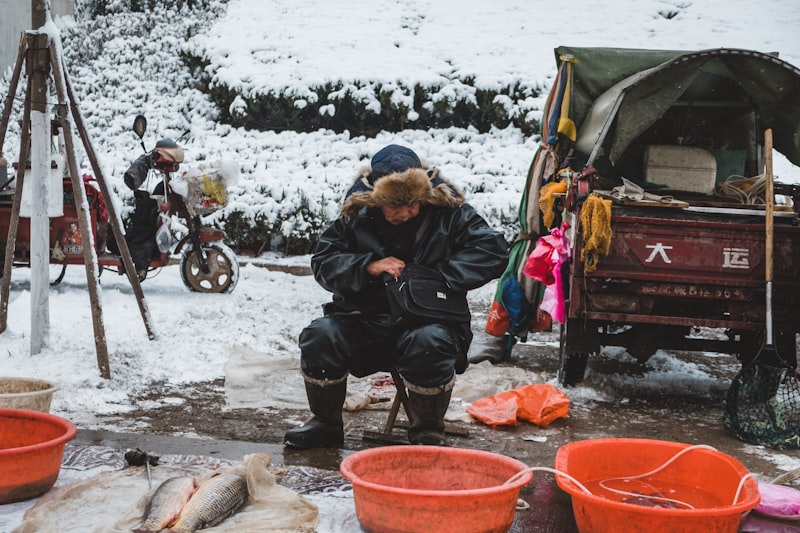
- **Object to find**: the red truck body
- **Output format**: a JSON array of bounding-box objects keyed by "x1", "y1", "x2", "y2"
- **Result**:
[{"x1": 540, "y1": 47, "x2": 800, "y2": 384}]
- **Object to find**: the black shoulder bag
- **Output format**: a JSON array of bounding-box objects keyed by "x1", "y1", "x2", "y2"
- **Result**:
[
  {"x1": 384, "y1": 264, "x2": 470, "y2": 325},
  {"x1": 382, "y1": 212, "x2": 470, "y2": 325}
]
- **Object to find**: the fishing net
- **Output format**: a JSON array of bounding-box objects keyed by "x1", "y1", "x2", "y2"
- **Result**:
[{"x1": 724, "y1": 349, "x2": 800, "y2": 449}]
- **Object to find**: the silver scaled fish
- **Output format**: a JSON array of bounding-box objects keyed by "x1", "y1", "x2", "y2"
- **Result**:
[
  {"x1": 167, "y1": 472, "x2": 248, "y2": 532},
  {"x1": 134, "y1": 476, "x2": 197, "y2": 533}
]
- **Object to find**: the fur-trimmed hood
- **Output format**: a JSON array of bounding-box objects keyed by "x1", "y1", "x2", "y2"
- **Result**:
[{"x1": 341, "y1": 145, "x2": 465, "y2": 218}]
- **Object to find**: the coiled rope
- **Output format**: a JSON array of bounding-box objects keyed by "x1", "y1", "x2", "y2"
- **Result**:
[{"x1": 714, "y1": 174, "x2": 766, "y2": 205}]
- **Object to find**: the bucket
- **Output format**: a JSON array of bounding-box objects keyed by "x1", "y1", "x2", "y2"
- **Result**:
[
  {"x1": 340, "y1": 445, "x2": 532, "y2": 533},
  {"x1": 0, "y1": 408, "x2": 76, "y2": 504},
  {"x1": 0, "y1": 377, "x2": 58, "y2": 412},
  {"x1": 554, "y1": 438, "x2": 760, "y2": 533}
]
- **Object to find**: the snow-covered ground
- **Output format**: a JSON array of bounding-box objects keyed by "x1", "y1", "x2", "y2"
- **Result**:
[{"x1": 1, "y1": 3, "x2": 799, "y2": 526}]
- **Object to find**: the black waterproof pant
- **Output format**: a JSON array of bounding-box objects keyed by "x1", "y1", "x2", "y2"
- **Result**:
[{"x1": 298, "y1": 314, "x2": 471, "y2": 388}]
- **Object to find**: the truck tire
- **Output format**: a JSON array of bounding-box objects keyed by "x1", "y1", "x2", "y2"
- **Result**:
[{"x1": 558, "y1": 319, "x2": 590, "y2": 386}]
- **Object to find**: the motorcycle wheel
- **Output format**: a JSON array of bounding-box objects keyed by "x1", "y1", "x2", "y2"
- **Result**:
[
  {"x1": 51, "y1": 264, "x2": 67, "y2": 286},
  {"x1": 179, "y1": 241, "x2": 239, "y2": 294}
]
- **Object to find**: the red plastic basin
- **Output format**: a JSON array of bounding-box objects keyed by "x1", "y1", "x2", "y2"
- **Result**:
[
  {"x1": 554, "y1": 438, "x2": 760, "y2": 533},
  {"x1": 0, "y1": 408, "x2": 76, "y2": 504},
  {"x1": 340, "y1": 445, "x2": 533, "y2": 533}
]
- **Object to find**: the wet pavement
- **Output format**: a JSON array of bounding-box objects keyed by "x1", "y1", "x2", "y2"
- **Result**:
[
  {"x1": 72, "y1": 428, "x2": 580, "y2": 532},
  {"x1": 70, "y1": 331, "x2": 800, "y2": 533}
]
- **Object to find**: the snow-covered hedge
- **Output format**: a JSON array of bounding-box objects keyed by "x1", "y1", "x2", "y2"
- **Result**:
[
  {"x1": 0, "y1": 1, "x2": 535, "y2": 255},
  {"x1": 205, "y1": 77, "x2": 540, "y2": 138}
]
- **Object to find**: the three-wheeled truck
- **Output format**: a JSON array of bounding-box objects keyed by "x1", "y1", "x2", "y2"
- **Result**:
[{"x1": 530, "y1": 47, "x2": 800, "y2": 385}]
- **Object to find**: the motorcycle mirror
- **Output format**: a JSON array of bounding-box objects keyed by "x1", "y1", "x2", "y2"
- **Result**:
[
  {"x1": 133, "y1": 115, "x2": 147, "y2": 139},
  {"x1": 133, "y1": 115, "x2": 148, "y2": 153}
]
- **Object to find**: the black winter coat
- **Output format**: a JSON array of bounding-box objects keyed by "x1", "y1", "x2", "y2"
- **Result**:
[{"x1": 311, "y1": 204, "x2": 509, "y2": 317}]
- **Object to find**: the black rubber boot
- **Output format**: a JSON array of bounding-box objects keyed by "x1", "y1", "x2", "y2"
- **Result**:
[
  {"x1": 407, "y1": 389, "x2": 452, "y2": 446},
  {"x1": 284, "y1": 378, "x2": 346, "y2": 449}
]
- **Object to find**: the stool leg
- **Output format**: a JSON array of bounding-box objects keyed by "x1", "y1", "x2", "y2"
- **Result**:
[
  {"x1": 382, "y1": 369, "x2": 412, "y2": 434},
  {"x1": 391, "y1": 368, "x2": 413, "y2": 425},
  {"x1": 382, "y1": 392, "x2": 401, "y2": 433}
]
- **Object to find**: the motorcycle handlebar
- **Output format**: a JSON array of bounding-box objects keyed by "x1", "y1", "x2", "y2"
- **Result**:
[{"x1": 123, "y1": 153, "x2": 154, "y2": 191}]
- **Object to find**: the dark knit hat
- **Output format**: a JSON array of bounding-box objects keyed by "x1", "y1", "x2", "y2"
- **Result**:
[
  {"x1": 340, "y1": 145, "x2": 466, "y2": 218},
  {"x1": 369, "y1": 144, "x2": 421, "y2": 180}
]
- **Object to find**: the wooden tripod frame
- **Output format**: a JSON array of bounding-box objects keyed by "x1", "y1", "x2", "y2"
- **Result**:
[{"x1": 0, "y1": 31, "x2": 156, "y2": 378}]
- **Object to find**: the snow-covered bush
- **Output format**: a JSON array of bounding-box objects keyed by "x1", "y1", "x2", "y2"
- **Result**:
[
  {"x1": 205, "y1": 78, "x2": 540, "y2": 137},
  {"x1": 77, "y1": 0, "x2": 217, "y2": 17},
  {"x1": 0, "y1": 1, "x2": 530, "y2": 255}
]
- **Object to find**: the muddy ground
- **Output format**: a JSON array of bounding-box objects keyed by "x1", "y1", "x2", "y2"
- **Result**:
[
  {"x1": 74, "y1": 329, "x2": 800, "y2": 532},
  {"x1": 94, "y1": 328, "x2": 800, "y2": 483}
]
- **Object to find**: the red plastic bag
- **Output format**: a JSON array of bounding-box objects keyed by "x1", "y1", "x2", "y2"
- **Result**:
[{"x1": 467, "y1": 384, "x2": 570, "y2": 428}]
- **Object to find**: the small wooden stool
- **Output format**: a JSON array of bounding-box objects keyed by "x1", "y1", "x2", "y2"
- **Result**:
[{"x1": 362, "y1": 368, "x2": 468, "y2": 444}]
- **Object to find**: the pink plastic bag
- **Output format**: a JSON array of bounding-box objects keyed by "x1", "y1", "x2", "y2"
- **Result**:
[
  {"x1": 522, "y1": 226, "x2": 570, "y2": 285},
  {"x1": 523, "y1": 224, "x2": 570, "y2": 322},
  {"x1": 754, "y1": 481, "x2": 800, "y2": 521},
  {"x1": 523, "y1": 237, "x2": 559, "y2": 285},
  {"x1": 539, "y1": 277, "x2": 565, "y2": 323}
]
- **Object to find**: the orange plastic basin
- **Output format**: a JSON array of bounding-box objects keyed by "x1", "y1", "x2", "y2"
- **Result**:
[
  {"x1": 340, "y1": 445, "x2": 532, "y2": 533},
  {"x1": 554, "y1": 438, "x2": 760, "y2": 533},
  {"x1": 0, "y1": 408, "x2": 76, "y2": 504}
]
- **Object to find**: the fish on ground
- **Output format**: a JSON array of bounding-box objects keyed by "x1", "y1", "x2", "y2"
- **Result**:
[
  {"x1": 133, "y1": 476, "x2": 198, "y2": 533},
  {"x1": 166, "y1": 472, "x2": 249, "y2": 532}
]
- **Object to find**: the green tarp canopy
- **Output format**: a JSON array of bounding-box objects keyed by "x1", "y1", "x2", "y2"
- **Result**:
[{"x1": 557, "y1": 46, "x2": 800, "y2": 167}]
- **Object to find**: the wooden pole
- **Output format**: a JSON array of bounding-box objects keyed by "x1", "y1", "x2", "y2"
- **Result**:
[
  {"x1": 1, "y1": 2, "x2": 155, "y2": 373},
  {"x1": 0, "y1": 34, "x2": 28, "y2": 161},
  {"x1": 0, "y1": 78, "x2": 33, "y2": 333},
  {"x1": 0, "y1": 33, "x2": 30, "y2": 334},
  {"x1": 32, "y1": 0, "x2": 46, "y2": 28},
  {"x1": 764, "y1": 128, "x2": 774, "y2": 347},
  {"x1": 49, "y1": 47, "x2": 111, "y2": 378},
  {"x1": 27, "y1": 29, "x2": 51, "y2": 354},
  {"x1": 60, "y1": 50, "x2": 156, "y2": 340}
]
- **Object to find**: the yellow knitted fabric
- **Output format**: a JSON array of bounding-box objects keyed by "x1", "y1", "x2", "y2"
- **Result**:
[
  {"x1": 580, "y1": 193, "x2": 613, "y2": 273},
  {"x1": 539, "y1": 180, "x2": 568, "y2": 229}
]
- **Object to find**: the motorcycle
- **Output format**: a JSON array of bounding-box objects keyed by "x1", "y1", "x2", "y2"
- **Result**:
[{"x1": 0, "y1": 115, "x2": 239, "y2": 294}]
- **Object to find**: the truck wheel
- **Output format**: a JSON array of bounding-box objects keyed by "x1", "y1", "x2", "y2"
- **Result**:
[
  {"x1": 180, "y1": 241, "x2": 239, "y2": 294},
  {"x1": 558, "y1": 319, "x2": 590, "y2": 386},
  {"x1": 629, "y1": 325, "x2": 658, "y2": 363}
]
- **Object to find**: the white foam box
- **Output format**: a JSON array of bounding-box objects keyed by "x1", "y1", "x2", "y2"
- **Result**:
[{"x1": 644, "y1": 145, "x2": 717, "y2": 195}]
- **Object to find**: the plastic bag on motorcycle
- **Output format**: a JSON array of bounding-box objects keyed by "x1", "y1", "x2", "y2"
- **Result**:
[{"x1": 170, "y1": 160, "x2": 239, "y2": 215}]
